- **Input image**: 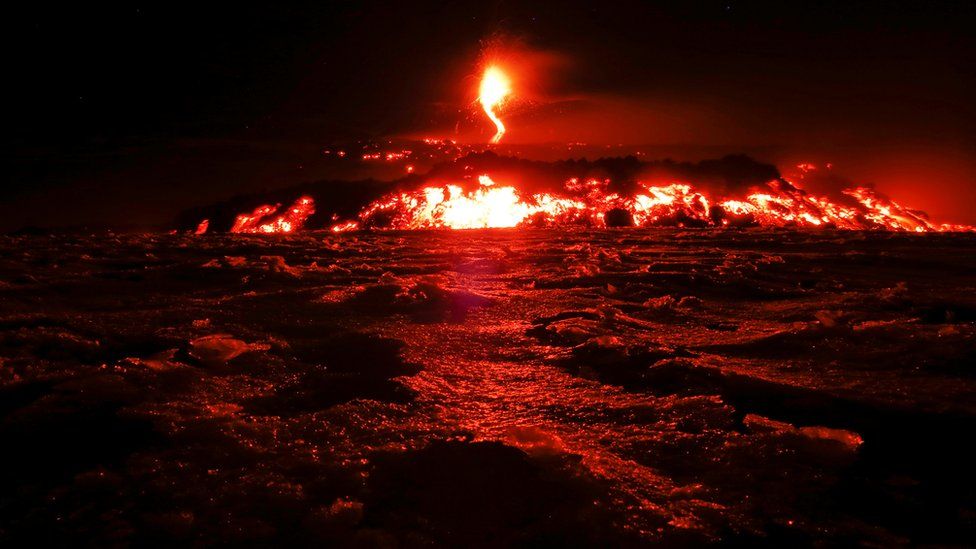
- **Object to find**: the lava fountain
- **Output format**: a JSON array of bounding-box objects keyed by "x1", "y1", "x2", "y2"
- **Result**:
[{"x1": 479, "y1": 66, "x2": 512, "y2": 144}]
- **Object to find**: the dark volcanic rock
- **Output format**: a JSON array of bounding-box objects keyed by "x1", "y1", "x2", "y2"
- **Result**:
[{"x1": 1, "y1": 230, "x2": 975, "y2": 546}]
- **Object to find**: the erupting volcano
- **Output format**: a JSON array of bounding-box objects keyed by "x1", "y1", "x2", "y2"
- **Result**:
[
  {"x1": 198, "y1": 57, "x2": 970, "y2": 236},
  {"x1": 6, "y1": 3, "x2": 976, "y2": 547}
]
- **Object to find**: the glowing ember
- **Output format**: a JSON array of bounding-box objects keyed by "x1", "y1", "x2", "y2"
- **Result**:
[
  {"x1": 479, "y1": 66, "x2": 512, "y2": 144},
  {"x1": 227, "y1": 196, "x2": 315, "y2": 234},
  {"x1": 194, "y1": 219, "x2": 209, "y2": 235}
]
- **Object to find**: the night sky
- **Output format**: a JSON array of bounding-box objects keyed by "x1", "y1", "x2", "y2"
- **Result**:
[{"x1": 4, "y1": 1, "x2": 975, "y2": 230}]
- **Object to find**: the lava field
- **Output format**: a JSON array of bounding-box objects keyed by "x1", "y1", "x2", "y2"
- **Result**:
[{"x1": 2, "y1": 229, "x2": 975, "y2": 546}]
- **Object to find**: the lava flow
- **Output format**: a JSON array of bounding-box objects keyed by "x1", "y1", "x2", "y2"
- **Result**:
[
  {"x1": 328, "y1": 170, "x2": 972, "y2": 232},
  {"x1": 229, "y1": 196, "x2": 315, "y2": 233},
  {"x1": 479, "y1": 66, "x2": 511, "y2": 144},
  {"x1": 350, "y1": 175, "x2": 587, "y2": 230}
]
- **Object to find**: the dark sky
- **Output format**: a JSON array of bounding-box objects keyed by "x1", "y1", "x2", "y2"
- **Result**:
[{"x1": 3, "y1": 0, "x2": 975, "y2": 229}]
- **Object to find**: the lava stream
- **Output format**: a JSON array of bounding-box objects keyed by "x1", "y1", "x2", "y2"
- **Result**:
[
  {"x1": 479, "y1": 66, "x2": 511, "y2": 144},
  {"x1": 229, "y1": 196, "x2": 315, "y2": 234},
  {"x1": 330, "y1": 176, "x2": 972, "y2": 233}
]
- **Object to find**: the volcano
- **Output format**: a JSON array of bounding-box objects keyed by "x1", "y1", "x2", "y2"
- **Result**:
[
  {"x1": 5, "y1": 2, "x2": 976, "y2": 546},
  {"x1": 182, "y1": 150, "x2": 974, "y2": 235}
]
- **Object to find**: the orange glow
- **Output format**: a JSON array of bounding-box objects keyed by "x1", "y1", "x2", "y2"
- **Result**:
[
  {"x1": 226, "y1": 196, "x2": 315, "y2": 234},
  {"x1": 331, "y1": 172, "x2": 974, "y2": 233},
  {"x1": 331, "y1": 220, "x2": 359, "y2": 233},
  {"x1": 479, "y1": 66, "x2": 512, "y2": 144},
  {"x1": 341, "y1": 175, "x2": 587, "y2": 230}
]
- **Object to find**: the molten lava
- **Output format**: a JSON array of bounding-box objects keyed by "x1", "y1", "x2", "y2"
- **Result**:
[
  {"x1": 348, "y1": 175, "x2": 586, "y2": 230},
  {"x1": 330, "y1": 173, "x2": 973, "y2": 233},
  {"x1": 228, "y1": 196, "x2": 315, "y2": 234},
  {"x1": 479, "y1": 66, "x2": 511, "y2": 144}
]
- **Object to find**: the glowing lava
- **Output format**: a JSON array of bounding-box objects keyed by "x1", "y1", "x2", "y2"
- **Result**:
[
  {"x1": 210, "y1": 166, "x2": 970, "y2": 234},
  {"x1": 479, "y1": 66, "x2": 512, "y2": 144},
  {"x1": 330, "y1": 173, "x2": 973, "y2": 233},
  {"x1": 344, "y1": 175, "x2": 585, "y2": 230},
  {"x1": 229, "y1": 196, "x2": 315, "y2": 233}
]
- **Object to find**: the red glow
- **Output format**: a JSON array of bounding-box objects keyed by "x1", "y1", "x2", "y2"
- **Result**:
[
  {"x1": 227, "y1": 196, "x2": 315, "y2": 234},
  {"x1": 479, "y1": 66, "x2": 512, "y2": 144},
  {"x1": 331, "y1": 172, "x2": 973, "y2": 232}
]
